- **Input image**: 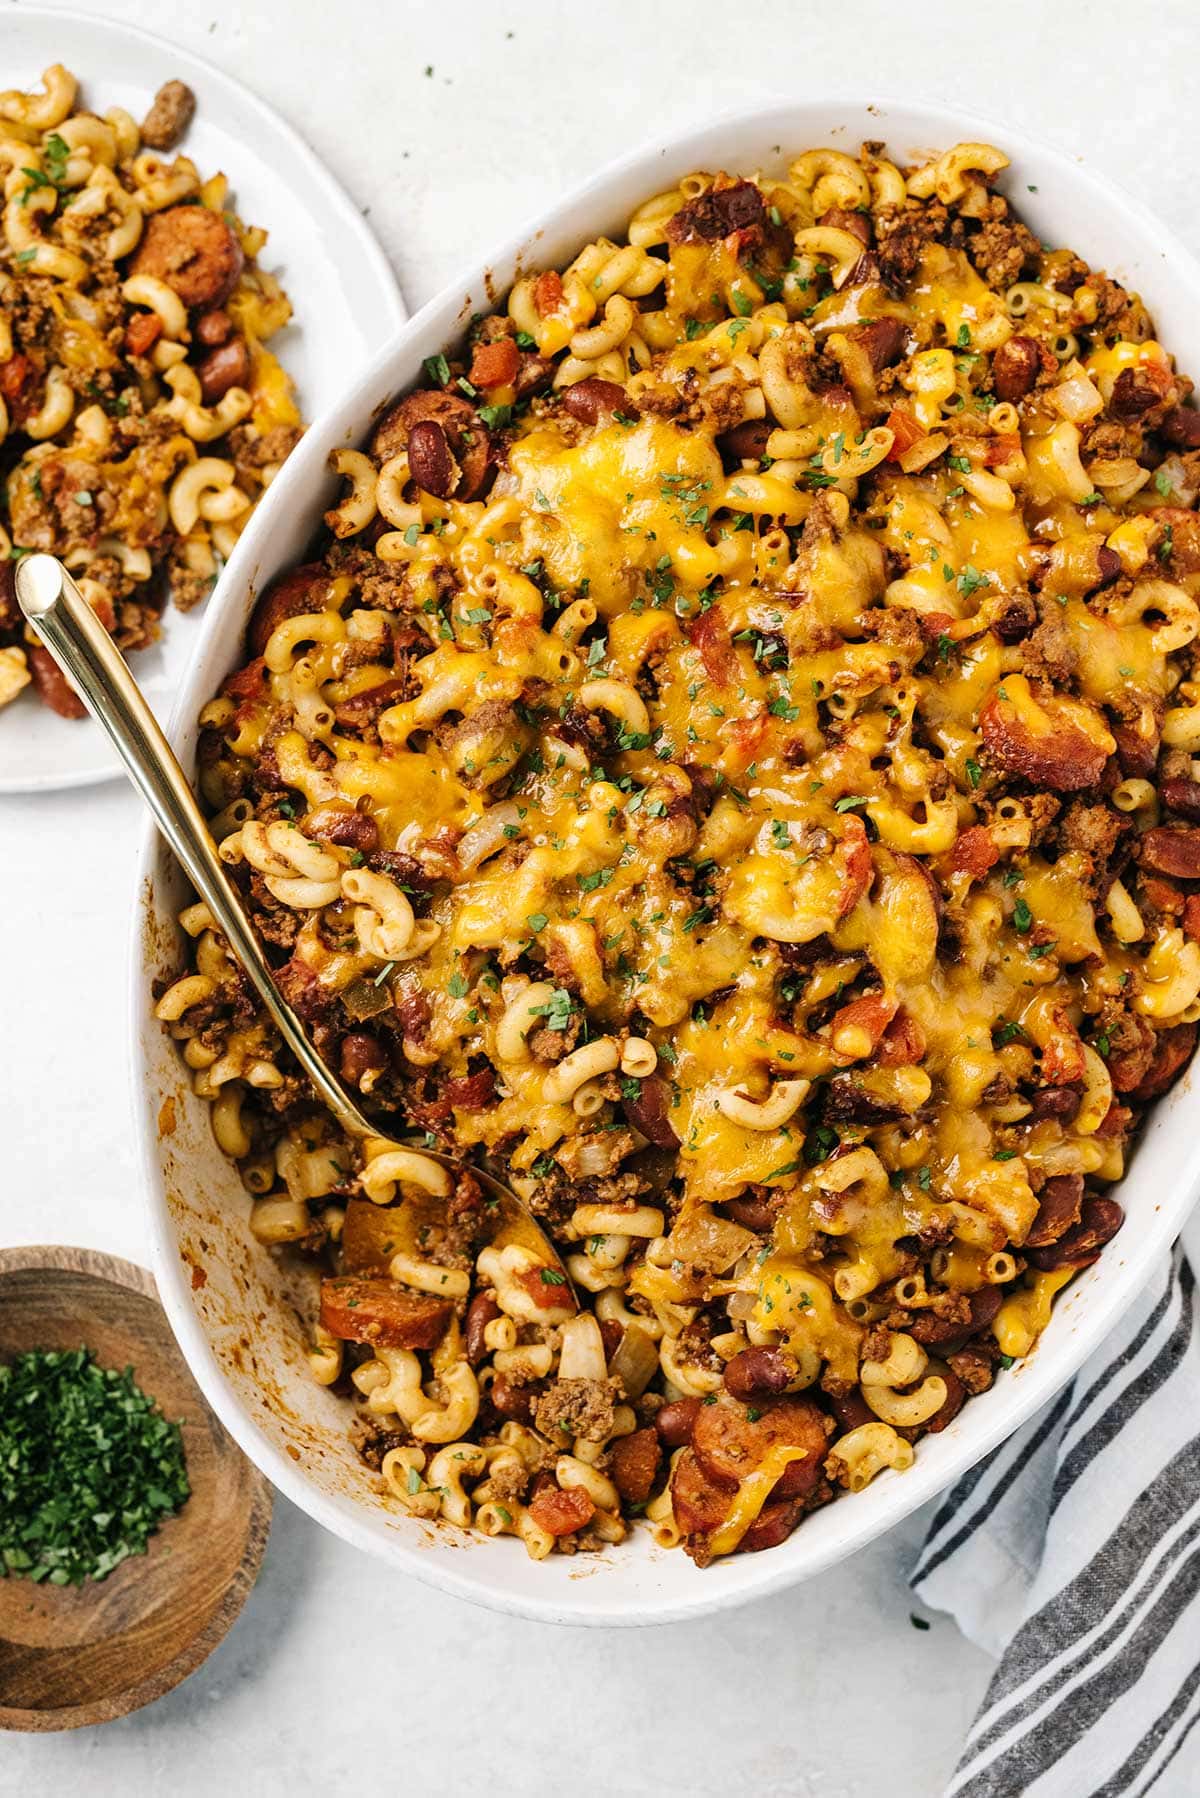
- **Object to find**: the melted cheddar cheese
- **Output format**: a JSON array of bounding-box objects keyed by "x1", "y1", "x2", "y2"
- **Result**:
[{"x1": 170, "y1": 138, "x2": 1200, "y2": 1568}]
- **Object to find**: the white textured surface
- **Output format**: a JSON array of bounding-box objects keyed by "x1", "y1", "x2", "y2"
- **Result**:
[{"x1": 3, "y1": 0, "x2": 1199, "y2": 1789}]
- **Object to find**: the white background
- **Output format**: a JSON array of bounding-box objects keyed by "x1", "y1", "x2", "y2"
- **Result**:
[{"x1": 2, "y1": 1, "x2": 1198, "y2": 1792}]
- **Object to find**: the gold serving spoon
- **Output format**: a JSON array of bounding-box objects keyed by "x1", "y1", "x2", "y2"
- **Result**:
[{"x1": 16, "y1": 552, "x2": 568, "y2": 1277}]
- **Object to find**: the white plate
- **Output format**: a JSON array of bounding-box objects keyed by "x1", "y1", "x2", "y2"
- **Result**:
[
  {"x1": 0, "y1": 7, "x2": 405, "y2": 795},
  {"x1": 135, "y1": 97, "x2": 1200, "y2": 1625}
]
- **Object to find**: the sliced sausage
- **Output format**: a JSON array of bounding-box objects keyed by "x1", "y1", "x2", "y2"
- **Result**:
[
  {"x1": 129, "y1": 204, "x2": 244, "y2": 310},
  {"x1": 369, "y1": 389, "x2": 493, "y2": 500},
  {"x1": 246, "y1": 562, "x2": 331, "y2": 657},
  {"x1": 1138, "y1": 827, "x2": 1200, "y2": 879},
  {"x1": 740, "y1": 1496, "x2": 803, "y2": 1552},
  {"x1": 692, "y1": 1395, "x2": 828, "y2": 1499},
  {"x1": 671, "y1": 1448, "x2": 733, "y2": 1535},
  {"x1": 980, "y1": 676, "x2": 1113, "y2": 793},
  {"x1": 318, "y1": 1276, "x2": 452, "y2": 1349},
  {"x1": 849, "y1": 316, "x2": 907, "y2": 372}
]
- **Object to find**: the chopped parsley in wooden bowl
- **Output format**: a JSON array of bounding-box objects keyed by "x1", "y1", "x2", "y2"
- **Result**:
[{"x1": 0, "y1": 1245, "x2": 271, "y2": 1731}]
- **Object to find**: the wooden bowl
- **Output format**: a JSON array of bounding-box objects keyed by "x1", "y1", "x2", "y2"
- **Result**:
[{"x1": 0, "y1": 1246, "x2": 272, "y2": 1731}]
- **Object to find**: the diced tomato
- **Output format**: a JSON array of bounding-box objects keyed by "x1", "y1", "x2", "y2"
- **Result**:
[
  {"x1": 827, "y1": 991, "x2": 897, "y2": 1057},
  {"x1": 984, "y1": 432, "x2": 1022, "y2": 468},
  {"x1": 878, "y1": 1008, "x2": 927, "y2": 1065},
  {"x1": 533, "y1": 271, "x2": 563, "y2": 317},
  {"x1": 469, "y1": 337, "x2": 520, "y2": 389},
  {"x1": 125, "y1": 312, "x2": 164, "y2": 356},
  {"x1": 885, "y1": 407, "x2": 924, "y2": 460},
  {"x1": 516, "y1": 1265, "x2": 575, "y2": 1312},
  {"x1": 950, "y1": 824, "x2": 1000, "y2": 882},
  {"x1": 836, "y1": 814, "x2": 872, "y2": 918},
  {"x1": 687, "y1": 608, "x2": 738, "y2": 687},
  {"x1": 528, "y1": 1485, "x2": 596, "y2": 1537}
]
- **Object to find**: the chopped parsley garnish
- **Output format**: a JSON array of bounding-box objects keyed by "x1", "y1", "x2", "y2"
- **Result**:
[
  {"x1": 423, "y1": 353, "x2": 451, "y2": 387},
  {"x1": 1012, "y1": 898, "x2": 1033, "y2": 933},
  {"x1": 0, "y1": 1348, "x2": 189, "y2": 1585}
]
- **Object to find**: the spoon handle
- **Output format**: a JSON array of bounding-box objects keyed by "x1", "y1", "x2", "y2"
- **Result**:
[{"x1": 15, "y1": 552, "x2": 374, "y2": 1144}]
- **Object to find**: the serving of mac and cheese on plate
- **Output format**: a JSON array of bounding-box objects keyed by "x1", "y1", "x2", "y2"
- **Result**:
[
  {"x1": 152, "y1": 127, "x2": 1200, "y2": 1577},
  {"x1": 0, "y1": 62, "x2": 301, "y2": 722}
]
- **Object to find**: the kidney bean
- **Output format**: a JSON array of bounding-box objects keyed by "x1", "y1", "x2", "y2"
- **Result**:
[
  {"x1": 1160, "y1": 406, "x2": 1200, "y2": 448},
  {"x1": 966, "y1": 1287, "x2": 1004, "y2": 1336},
  {"x1": 339, "y1": 1032, "x2": 387, "y2": 1091},
  {"x1": 1027, "y1": 1085, "x2": 1082, "y2": 1124},
  {"x1": 655, "y1": 1396, "x2": 702, "y2": 1449},
  {"x1": 561, "y1": 377, "x2": 633, "y2": 425},
  {"x1": 923, "y1": 1367, "x2": 966, "y2": 1435},
  {"x1": 1113, "y1": 723, "x2": 1159, "y2": 780},
  {"x1": 27, "y1": 645, "x2": 86, "y2": 718},
  {"x1": 407, "y1": 419, "x2": 457, "y2": 498},
  {"x1": 992, "y1": 334, "x2": 1044, "y2": 403},
  {"x1": 490, "y1": 1376, "x2": 534, "y2": 1424},
  {"x1": 1026, "y1": 1196, "x2": 1124, "y2": 1271},
  {"x1": 666, "y1": 181, "x2": 765, "y2": 245},
  {"x1": 849, "y1": 316, "x2": 907, "y2": 371},
  {"x1": 195, "y1": 308, "x2": 233, "y2": 347},
  {"x1": 464, "y1": 1291, "x2": 501, "y2": 1365},
  {"x1": 1025, "y1": 1173, "x2": 1084, "y2": 1248},
  {"x1": 828, "y1": 1388, "x2": 875, "y2": 1434},
  {"x1": 307, "y1": 808, "x2": 379, "y2": 853},
  {"x1": 721, "y1": 1191, "x2": 776, "y2": 1232},
  {"x1": 620, "y1": 1072, "x2": 679, "y2": 1149},
  {"x1": 717, "y1": 419, "x2": 772, "y2": 466},
  {"x1": 197, "y1": 336, "x2": 250, "y2": 405},
  {"x1": 741, "y1": 1497, "x2": 803, "y2": 1553},
  {"x1": 373, "y1": 389, "x2": 493, "y2": 500},
  {"x1": 723, "y1": 1348, "x2": 796, "y2": 1402},
  {"x1": 1129, "y1": 1022, "x2": 1197, "y2": 1102},
  {"x1": 611, "y1": 1428, "x2": 661, "y2": 1506},
  {"x1": 1110, "y1": 368, "x2": 1162, "y2": 419},
  {"x1": 1160, "y1": 779, "x2": 1200, "y2": 823},
  {"x1": 819, "y1": 206, "x2": 872, "y2": 245}
]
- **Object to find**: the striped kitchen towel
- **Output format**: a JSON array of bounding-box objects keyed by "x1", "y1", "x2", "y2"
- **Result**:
[{"x1": 911, "y1": 1239, "x2": 1200, "y2": 1798}]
